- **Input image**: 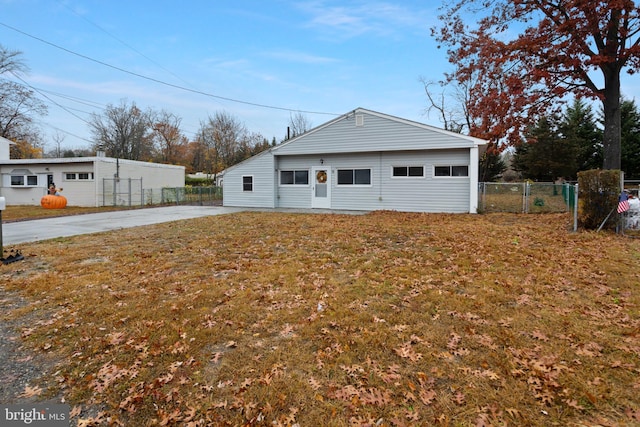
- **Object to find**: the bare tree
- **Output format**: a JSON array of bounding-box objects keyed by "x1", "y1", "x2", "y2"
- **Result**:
[
  {"x1": 150, "y1": 110, "x2": 187, "y2": 164},
  {"x1": 0, "y1": 45, "x2": 47, "y2": 152},
  {"x1": 287, "y1": 112, "x2": 312, "y2": 139},
  {"x1": 198, "y1": 111, "x2": 248, "y2": 180},
  {"x1": 0, "y1": 44, "x2": 28, "y2": 76},
  {"x1": 50, "y1": 131, "x2": 66, "y2": 158},
  {"x1": 89, "y1": 100, "x2": 153, "y2": 161}
]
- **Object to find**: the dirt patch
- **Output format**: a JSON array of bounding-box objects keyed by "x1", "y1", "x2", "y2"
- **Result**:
[{"x1": 0, "y1": 287, "x2": 61, "y2": 404}]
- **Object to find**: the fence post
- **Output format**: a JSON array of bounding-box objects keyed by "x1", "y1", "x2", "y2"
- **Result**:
[{"x1": 574, "y1": 183, "x2": 579, "y2": 232}]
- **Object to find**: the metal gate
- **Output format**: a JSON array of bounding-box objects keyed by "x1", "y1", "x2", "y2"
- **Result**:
[{"x1": 102, "y1": 178, "x2": 143, "y2": 207}]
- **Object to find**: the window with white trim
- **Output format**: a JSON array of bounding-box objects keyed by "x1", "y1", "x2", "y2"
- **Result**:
[
  {"x1": 434, "y1": 165, "x2": 469, "y2": 177},
  {"x1": 65, "y1": 172, "x2": 94, "y2": 181},
  {"x1": 392, "y1": 166, "x2": 425, "y2": 178},
  {"x1": 337, "y1": 168, "x2": 371, "y2": 185},
  {"x1": 10, "y1": 169, "x2": 38, "y2": 187},
  {"x1": 280, "y1": 170, "x2": 309, "y2": 185},
  {"x1": 242, "y1": 175, "x2": 253, "y2": 192}
]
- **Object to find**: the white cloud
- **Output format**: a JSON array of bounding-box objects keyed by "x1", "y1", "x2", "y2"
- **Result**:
[
  {"x1": 294, "y1": 1, "x2": 435, "y2": 40},
  {"x1": 261, "y1": 49, "x2": 339, "y2": 64}
]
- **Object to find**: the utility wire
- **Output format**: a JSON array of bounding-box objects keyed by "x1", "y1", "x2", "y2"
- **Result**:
[
  {"x1": 11, "y1": 72, "x2": 91, "y2": 125},
  {"x1": 0, "y1": 21, "x2": 340, "y2": 116},
  {"x1": 55, "y1": 0, "x2": 199, "y2": 91}
]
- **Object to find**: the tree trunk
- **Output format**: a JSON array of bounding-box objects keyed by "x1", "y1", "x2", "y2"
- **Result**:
[{"x1": 602, "y1": 67, "x2": 622, "y2": 170}]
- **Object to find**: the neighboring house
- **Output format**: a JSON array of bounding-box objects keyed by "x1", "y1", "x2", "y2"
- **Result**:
[
  {"x1": 0, "y1": 138, "x2": 185, "y2": 207},
  {"x1": 223, "y1": 108, "x2": 487, "y2": 213}
]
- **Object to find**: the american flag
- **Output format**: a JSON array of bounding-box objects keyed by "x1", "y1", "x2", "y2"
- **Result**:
[{"x1": 618, "y1": 192, "x2": 630, "y2": 214}]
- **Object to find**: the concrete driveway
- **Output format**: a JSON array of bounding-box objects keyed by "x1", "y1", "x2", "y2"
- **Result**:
[
  {"x1": 1, "y1": 206, "x2": 366, "y2": 246},
  {"x1": 1, "y1": 206, "x2": 247, "y2": 245}
]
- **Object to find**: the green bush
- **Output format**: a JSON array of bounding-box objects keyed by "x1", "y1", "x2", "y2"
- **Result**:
[
  {"x1": 577, "y1": 169, "x2": 621, "y2": 230},
  {"x1": 185, "y1": 176, "x2": 214, "y2": 186}
]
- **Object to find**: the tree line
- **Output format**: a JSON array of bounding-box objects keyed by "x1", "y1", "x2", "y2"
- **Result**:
[
  {"x1": 0, "y1": 44, "x2": 312, "y2": 177},
  {"x1": 511, "y1": 98, "x2": 640, "y2": 181},
  {"x1": 4, "y1": 0, "x2": 640, "y2": 182},
  {"x1": 87, "y1": 100, "x2": 283, "y2": 178}
]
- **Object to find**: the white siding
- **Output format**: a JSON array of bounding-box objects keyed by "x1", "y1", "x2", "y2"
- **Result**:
[
  {"x1": 379, "y1": 150, "x2": 471, "y2": 213},
  {"x1": 274, "y1": 110, "x2": 480, "y2": 156},
  {"x1": 293, "y1": 150, "x2": 470, "y2": 213},
  {"x1": 219, "y1": 108, "x2": 485, "y2": 213},
  {"x1": 276, "y1": 156, "x2": 315, "y2": 208},
  {"x1": 223, "y1": 151, "x2": 275, "y2": 208}
]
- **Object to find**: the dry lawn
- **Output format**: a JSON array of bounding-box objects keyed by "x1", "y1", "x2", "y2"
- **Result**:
[
  {"x1": 1, "y1": 211, "x2": 639, "y2": 426},
  {"x1": 1, "y1": 205, "x2": 143, "y2": 222}
]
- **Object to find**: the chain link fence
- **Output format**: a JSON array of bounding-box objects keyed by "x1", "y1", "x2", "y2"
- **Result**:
[
  {"x1": 143, "y1": 186, "x2": 223, "y2": 206},
  {"x1": 479, "y1": 182, "x2": 576, "y2": 214},
  {"x1": 102, "y1": 179, "x2": 222, "y2": 207}
]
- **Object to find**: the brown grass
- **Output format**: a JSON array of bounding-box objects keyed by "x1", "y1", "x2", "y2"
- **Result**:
[
  {"x1": 1, "y1": 205, "x2": 143, "y2": 222},
  {"x1": 1, "y1": 211, "x2": 639, "y2": 426}
]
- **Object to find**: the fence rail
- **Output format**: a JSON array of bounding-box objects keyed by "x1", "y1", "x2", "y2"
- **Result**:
[
  {"x1": 144, "y1": 186, "x2": 223, "y2": 206},
  {"x1": 102, "y1": 182, "x2": 222, "y2": 207},
  {"x1": 479, "y1": 182, "x2": 576, "y2": 214}
]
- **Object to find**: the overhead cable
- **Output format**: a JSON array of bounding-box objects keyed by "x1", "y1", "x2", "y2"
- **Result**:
[{"x1": 0, "y1": 21, "x2": 340, "y2": 116}]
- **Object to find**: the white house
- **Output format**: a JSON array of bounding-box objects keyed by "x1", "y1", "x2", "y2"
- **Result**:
[
  {"x1": 0, "y1": 138, "x2": 185, "y2": 207},
  {"x1": 223, "y1": 108, "x2": 488, "y2": 213}
]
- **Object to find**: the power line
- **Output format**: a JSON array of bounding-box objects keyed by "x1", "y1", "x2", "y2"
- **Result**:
[
  {"x1": 11, "y1": 72, "x2": 91, "y2": 125},
  {"x1": 55, "y1": 0, "x2": 199, "y2": 92},
  {"x1": 0, "y1": 21, "x2": 340, "y2": 117}
]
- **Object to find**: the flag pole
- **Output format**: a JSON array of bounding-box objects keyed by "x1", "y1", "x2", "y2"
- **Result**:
[{"x1": 597, "y1": 206, "x2": 617, "y2": 232}]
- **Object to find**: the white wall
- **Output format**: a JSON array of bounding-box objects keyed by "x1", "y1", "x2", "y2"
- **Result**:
[
  {"x1": 275, "y1": 149, "x2": 471, "y2": 213},
  {"x1": 223, "y1": 151, "x2": 275, "y2": 208},
  {"x1": 0, "y1": 158, "x2": 185, "y2": 207}
]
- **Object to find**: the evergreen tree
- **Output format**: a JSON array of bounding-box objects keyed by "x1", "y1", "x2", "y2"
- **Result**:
[
  {"x1": 559, "y1": 99, "x2": 603, "y2": 173},
  {"x1": 621, "y1": 99, "x2": 640, "y2": 179},
  {"x1": 479, "y1": 142, "x2": 506, "y2": 182},
  {"x1": 513, "y1": 116, "x2": 578, "y2": 181}
]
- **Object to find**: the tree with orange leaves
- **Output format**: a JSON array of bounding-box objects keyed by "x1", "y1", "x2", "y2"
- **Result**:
[{"x1": 432, "y1": 0, "x2": 640, "y2": 170}]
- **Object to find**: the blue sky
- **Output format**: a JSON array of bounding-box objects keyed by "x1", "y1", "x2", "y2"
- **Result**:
[
  {"x1": 0, "y1": 0, "x2": 445, "y2": 151},
  {"x1": 1, "y1": 1, "x2": 639, "y2": 152}
]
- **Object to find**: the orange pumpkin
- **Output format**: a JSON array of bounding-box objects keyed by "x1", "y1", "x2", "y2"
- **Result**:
[{"x1": 41, "y1": 195, "x2": 67, "y2": 209}]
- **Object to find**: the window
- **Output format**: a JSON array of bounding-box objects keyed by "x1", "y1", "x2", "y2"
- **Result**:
[
  {"x1": 337, "y1": 168, "x2": 371, "y2": 185},
  {"x1": 434, "y1": 165, "x2": 469, "y2": 177},
  {"x1": 242, "y1": 176, "x2": 253, "y2": 192},
  {"x1": 280, "y1": 170, "x2": 309, "y2": 185},
  {"x1": 392, "y1": 166, "x2": 424, "y2": 178},
  {"x1": 10, "y1": 169, "x2": 38, "y2": 187},
  {"x1": 65, "y1": 172, "x2": 94, "y2": 180}
]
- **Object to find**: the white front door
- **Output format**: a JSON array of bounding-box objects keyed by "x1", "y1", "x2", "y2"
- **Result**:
[{"x1": 311, "y1": 166, "x2": 331, "y2": 209}]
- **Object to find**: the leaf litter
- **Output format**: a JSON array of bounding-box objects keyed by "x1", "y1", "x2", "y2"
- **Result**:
[{"x1": 0, "y1": 211, "x2": 639, "y2": 426}]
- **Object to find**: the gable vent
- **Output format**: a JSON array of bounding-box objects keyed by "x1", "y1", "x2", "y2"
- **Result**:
[{"x1": 355, "y1": 114, "x2": 364, "y2": 127}]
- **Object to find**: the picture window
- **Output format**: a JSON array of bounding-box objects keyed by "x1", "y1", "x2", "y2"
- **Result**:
[
  {"x1": 337, "y1": 169, "x2": 371, "y2": 185},
  {"x1": 434, "y1": 165, "x2": 469, "y2": 177},
  {"x1": 280, "y1": 170, "x2": 309, "y2": 185}
]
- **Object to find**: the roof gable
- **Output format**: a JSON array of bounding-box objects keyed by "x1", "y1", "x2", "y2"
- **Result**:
[{"x1": 273, "y1": 108, "x2": 486, "y2": 156}]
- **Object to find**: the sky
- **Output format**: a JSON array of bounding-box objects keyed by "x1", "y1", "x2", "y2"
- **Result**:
[
  {"x1": 1, "y1": 1, "x2": 640, "y2": 153},
  {"x1": 0, "y1": 0, "x2": 447, "y2": 152}
]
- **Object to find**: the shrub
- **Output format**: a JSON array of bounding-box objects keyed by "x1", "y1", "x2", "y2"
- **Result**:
[
  {"x1": 577, "y1": 169, "x2": 621, "y2": 230},
  {"x1": 185, "y1": 176, "x2": 214, "y2": 186}
]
